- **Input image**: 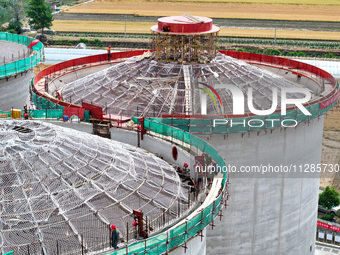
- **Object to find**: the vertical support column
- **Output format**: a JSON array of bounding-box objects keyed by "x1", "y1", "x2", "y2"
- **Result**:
[{"x1": 183, "y1": 65, "x2": 192, "y2": 115}]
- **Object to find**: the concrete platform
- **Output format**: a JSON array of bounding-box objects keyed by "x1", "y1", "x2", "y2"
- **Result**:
[
  {"x1": 316, "y1": 242, "x2": 340, "y2": 255},
  {"x1": 0, "y1": 40, "x2": 30, "y2": 64}
]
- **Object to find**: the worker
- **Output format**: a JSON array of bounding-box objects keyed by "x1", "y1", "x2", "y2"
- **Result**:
[
  {"x1": 178, "y1": 163, "x2": 190, "y2": 181},
  {"x1": 56, "y1": 91, "x2": 62, "y2": 101},
  {"x1": 132, "y1": 217, "x2": 138, "y2": 238},
  {"x1": 212, "y1": 161, "x2": 219, "y2": 175},
  {"x1": 107, "y1": 45, "x2": 111, "y2": 61},
  {"x1": 202, "y1": 152, "x2": 212, "y2": 166},
  {"x1": 182, "y1": 162, "x2": 189, "y2": 175},
  {"x1": 196, "y1": 164, "x2": 203, "y2": 190},
  {"x1": 23, "y1": 104, "x2": 29, "y2": 120},
  {"x1": 110, "y1": 224, "x2": 119, "y2": 249},
  {"x1": 162, "y1": 23, "x2": 170, "y2": 32}
]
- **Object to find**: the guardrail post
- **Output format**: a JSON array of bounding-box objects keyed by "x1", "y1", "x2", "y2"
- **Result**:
[
  {"x1": 126, "y1": 222, "x2": 129, "y2": 243},
  {"x1": 178, "y1": 198, "x2": 180, "y2": 217},
  {"x1": 188, "y1": 189, "x2": 190, "y2": 209},
  {"x1": 166, "y1": 231, "x2": 169, "y2": 254},
  {"x1": 183, "y1": 221, "x2": 188, "y2": 253},
  {"x1": 81, "y1": 234, "x2": 84, "y2": 255},
  {"x1": 163, "y1": 208, "x2": 166, "y2": 227}
]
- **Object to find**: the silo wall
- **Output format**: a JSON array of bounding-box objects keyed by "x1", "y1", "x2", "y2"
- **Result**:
[
  {"x1": 205, "y1": 117, "x2": 323, "y2": 255},
  {"x1": 0, "y1": 69, "x2": 33, "y2": 110}
]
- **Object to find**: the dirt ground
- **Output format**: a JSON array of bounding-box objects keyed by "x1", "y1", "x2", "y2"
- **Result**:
[
  {"x1": 34, "y1": 63, "x2": 53, "y2": 75},
  {"x1": 321, "y1": 96, "x2": 340, "y2": 190},
  {"x1": 65, "y1": 0, "x2": 340, "y2": 22}
]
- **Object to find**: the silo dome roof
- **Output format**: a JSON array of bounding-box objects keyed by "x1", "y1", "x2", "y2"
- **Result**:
[
  {"x1": 60, "y1": 53, "x2": 307, "y2": 117},
  {"x1": 0, "y1": 120, "x2": 188, "y2": 254}
]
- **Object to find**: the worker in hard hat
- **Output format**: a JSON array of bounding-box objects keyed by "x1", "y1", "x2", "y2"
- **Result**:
[
  {"x1": 162, "y1": 23, "x2": 170, "y2": 32},
  {"x1": 110, "y1": 224, "x2": 119, "y2": 249},
  {"x1": 107, "y1": 45, "x2": 112, "y2": 61},
  {"x1": 178, "y1": 162, "x2": 190, "y2": 181},
  {"x1": 182, "y1": 162, "x2": 189, "y2": 174}
]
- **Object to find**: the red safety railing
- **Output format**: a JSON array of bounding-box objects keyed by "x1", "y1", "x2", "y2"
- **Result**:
[{"x1": 32, "y1": 50, "x2": 339, "y2": 120}]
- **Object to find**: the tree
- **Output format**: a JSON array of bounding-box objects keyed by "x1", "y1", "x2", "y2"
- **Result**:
[
  {"x1": 0, "y1": 0, "x2": 27, "y2": 31},
  {"x1": 319, "y1": 186, "x2": 340, "y2": 210},
  {"x1": 26, "y1": 0, "x2": 53, "y2": 34},
  {"x1": 7, "y1": 19, "x2": 23, "y2": 34}
]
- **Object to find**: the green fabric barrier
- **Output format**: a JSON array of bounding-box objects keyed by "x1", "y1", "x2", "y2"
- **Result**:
[
  {"x1": 168, "y1": 228, "x2": 186, "y2": 250},
  {"x1": 187, "y1": 213, "x2": 202, "y2": 230},
  {"x1": 117, "y1": 118, "x2": 227, "y2": 255},
  {"x1": 0, "y1": 32, "x2": 43, "y2": 79},
  {"x1": 31, "y1": 92, "x2": 65, "y2": 110},
  {"x1": 0, "y1": 111, "x2": 11, "y2": 117},
  {"x1": 248, "y1": 115, "x2": 266, "y2": 131},
  {"x1": 28, "y1": 109, "x2": 64, "y2": 119},
  {"x1": 171, "y1": 223, "x2": 186, "y2": 238}
]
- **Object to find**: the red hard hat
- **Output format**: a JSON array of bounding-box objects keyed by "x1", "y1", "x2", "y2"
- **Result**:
[
  {"x1": 202, "y1": 152, "x2": 206, "y2": 156},
  {"x1": 184, "y1": 163, "x2": 188, "y2": 167},
  {"x1": 109, "y1": 45, "x2": 111, "y2": 48},
  {"x1": 111, "y1": 224, "x2": 116, "y2": 230}
]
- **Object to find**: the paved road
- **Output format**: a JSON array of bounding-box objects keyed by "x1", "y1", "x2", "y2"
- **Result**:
[{"x1": 316, "y1": 242, "x2": 340, "y2": 255}]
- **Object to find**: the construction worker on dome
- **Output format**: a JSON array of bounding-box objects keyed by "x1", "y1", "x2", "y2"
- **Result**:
[
  {"x1": 177, "y1": 162, "x2": 190, "y2": 181},
  {"x1": 107, "y1": 45, "x2": 111, "y2": 61},
  {"x1": 110, "y1": 224, "x2": 119, "y2": 249}
]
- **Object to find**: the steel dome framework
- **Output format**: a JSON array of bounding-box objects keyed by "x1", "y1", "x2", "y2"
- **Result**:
[
  {"x1": 0, "y1": 120, "x2": 190, "y2": 255},
  {"x1": 57, "y1": 53, "x2": 307, "y2": 118}
]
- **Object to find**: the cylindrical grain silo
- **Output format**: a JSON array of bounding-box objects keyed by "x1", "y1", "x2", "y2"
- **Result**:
[
  {"x1": 0, "y1": 33, "x2": 43, "y2": 110},
  {"x1": 30, "y1": 15, "x2": 339, "y2": 255}
]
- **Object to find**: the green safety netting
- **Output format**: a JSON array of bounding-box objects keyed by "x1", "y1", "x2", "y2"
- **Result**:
[
  {"x1": 0, "y1": 32, "x2": 43, "y2": 79},
  {"x1": 0, "y1": 110, "x2": 11, "y2": 117},
  {"x1": 106, "y1": 118, "x2": 227, "y2": 255},
  {"x1": 31, "y1": 90, "x2": 65, "y2": 110},
  {"x1": 0, "y1": 109, "x2": 90, "y2": 120}
]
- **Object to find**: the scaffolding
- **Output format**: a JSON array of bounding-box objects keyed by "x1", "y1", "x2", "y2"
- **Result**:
[
  {"x1": 150, "y1": 32, "x2": 218, "y2": 63},
  {"x1": 149, "y1": 15, "x2": 219, "y2": 63}
]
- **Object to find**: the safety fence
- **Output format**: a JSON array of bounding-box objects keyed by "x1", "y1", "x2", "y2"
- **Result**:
[
  {"x1": 31, "y1": 51, "x2": 339, "y2": 128},
  {"x1": 0, "y1": 109, "x2": 90, "y2": 120},
  {"x1": 30, "y1": 50, "x2": 148, "y2": 110},
  {"x1": 221, "y1": 50, "x2": 337, "y2": 87},
  {"x1": 0, "y1": 33, "x2": 44, "y2": 79},
  {"x1": 102, "y1": 119, "x2": 228, "y2": 255}
]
